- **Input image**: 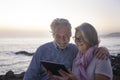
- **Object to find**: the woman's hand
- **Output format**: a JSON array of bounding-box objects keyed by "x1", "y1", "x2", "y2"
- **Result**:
[{"x1": 53, "y1": 69, "x2": 77, "y2": 80}]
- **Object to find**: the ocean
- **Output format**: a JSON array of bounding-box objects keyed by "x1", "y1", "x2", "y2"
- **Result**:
[{"x1": 0, "y1": 36, "x2": 120, "y2": 75}]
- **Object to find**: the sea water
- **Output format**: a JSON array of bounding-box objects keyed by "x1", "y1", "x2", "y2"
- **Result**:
[{"x1": 0, "y1": 36, "x2": 120, "y2": 75}]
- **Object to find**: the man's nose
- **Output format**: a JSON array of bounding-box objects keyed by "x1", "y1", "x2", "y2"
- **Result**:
[{"x1": 60, "y1": 36, "x2": 66, "y2": 41}]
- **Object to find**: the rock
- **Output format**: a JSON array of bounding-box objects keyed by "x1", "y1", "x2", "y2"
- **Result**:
[
  {"x1": 110, "y1": 54, "x2": 120, "y2": 76},
  {"x1": 103, "y1": 32, "x2": 120, "y2": 37},
  {"x1": 0, "y1": 71, "x2": 25, "y2": 80},
  {"x1": 5, "y1": 70, "x2": 16, "y2": 79},
  {"x1": 113, "y1": 75, "x2": 120, "y2": 80},
  {"x1": 15, "y1": 51, "x2": 34, "y2": 56},
  {"x1": 16, "y1": 72, "x2": 25, "y2": 79}
]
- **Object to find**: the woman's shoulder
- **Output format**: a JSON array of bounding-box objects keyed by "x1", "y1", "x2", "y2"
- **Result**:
[{"x1": 93, "y1": 56, "x2": 111, "y2": 64}]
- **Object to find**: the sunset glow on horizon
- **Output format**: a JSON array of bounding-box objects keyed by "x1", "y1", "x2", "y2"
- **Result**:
[{"x1": 0, "y1": 0, "x2": 120, "y2": 37}]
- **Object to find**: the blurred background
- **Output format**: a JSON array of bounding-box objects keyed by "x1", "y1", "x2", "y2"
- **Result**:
[{"x1": 0, "y1": 0, "x2": 120, "y2": 75}]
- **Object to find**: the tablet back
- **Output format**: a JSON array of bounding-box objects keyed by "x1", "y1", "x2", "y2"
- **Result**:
[{"x1": 41, "y1": 61, "x2": 69, "y2": 76}]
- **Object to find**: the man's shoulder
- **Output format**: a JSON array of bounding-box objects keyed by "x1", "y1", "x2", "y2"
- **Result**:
[
  {"x1": 38, "y1": 42, "x2": 53, "y2": 49},
  {"x1": 34, "y1": 42, "x2": 54, "y2": 54}
]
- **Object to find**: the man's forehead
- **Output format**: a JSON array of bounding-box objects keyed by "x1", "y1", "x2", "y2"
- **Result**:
[{"x1": 54, "y1": 27, "x2": 69, "y2": 34}]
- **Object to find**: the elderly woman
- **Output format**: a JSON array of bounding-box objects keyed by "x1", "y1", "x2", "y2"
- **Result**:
[{"x1": 53, "y1": 23, "x2": 113, "y2": 80}]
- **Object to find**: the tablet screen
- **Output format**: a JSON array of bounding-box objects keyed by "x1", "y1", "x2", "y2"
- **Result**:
[{"x1": 40, "y1": 61, "x2": 69, "y2": 76}]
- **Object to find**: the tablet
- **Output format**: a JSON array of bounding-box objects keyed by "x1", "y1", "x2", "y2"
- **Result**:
[{"x1": 40, "y1": 60, "x2": 69, "y2": 76}]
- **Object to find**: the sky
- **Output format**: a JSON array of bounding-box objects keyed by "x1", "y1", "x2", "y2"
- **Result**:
[{"x1": 0, "y1": 0, "x2": 120, "y2": 37}]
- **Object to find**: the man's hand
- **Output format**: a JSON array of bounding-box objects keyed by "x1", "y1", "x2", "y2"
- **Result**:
[
  {"x1": 44, "y1": 68, "x2": 53, "y2": 78},
  {"x1": 94, "y1": 47, "x2": 109, "y2": 59}
]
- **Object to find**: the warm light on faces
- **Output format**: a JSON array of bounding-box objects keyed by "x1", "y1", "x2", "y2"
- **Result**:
[
  {"x1": 53, "y1": 26, "x2": 71, "y2": 49},
  {"x1": 75, "y1": 31, "x2": 89, "y2": 53}
]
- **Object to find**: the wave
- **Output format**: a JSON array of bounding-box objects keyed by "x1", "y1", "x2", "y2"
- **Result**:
[
  {"x1": 0, "y1": 60, "x2": 29, "y2": 66},
  {"x1": 0, "y1": 51, "x2": 34, "y2": 56}
]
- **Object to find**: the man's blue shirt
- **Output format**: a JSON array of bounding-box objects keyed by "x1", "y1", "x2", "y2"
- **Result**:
[{"x1": 23, "y1": 41, "x2": 78, "y2": 80}]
